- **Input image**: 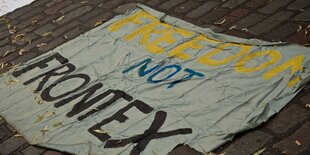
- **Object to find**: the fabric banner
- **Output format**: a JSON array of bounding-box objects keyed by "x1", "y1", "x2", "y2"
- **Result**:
[{"x1": 0, "y1": 5, "x2": 309, "y2": 155}]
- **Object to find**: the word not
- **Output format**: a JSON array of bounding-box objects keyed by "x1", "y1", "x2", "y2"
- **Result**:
[
  {"x1": 122, "y1": 58, "x2": 204, "y2": 88},
  {"x1": 12, "y1": 53, "x2": 192, "y2": 155},
  {"x1": 108, "y1": 10, "x2": 305, "y2": 87}
]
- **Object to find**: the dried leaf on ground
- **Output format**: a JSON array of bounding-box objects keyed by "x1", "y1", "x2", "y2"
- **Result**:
[
  {"x1": 8, "y1": 63, "x2": 21, "y2": 73},
  {"x1": 31, "y1": 18, "x2": 38, "y2": 25},
  {"x1": 14, "y1": 133, "x2": 22, "y2": 137},
  {"x1": 241, "y1": 28, "x2": 249, "y2": 32},
  {"x1": 229, "y1": 25, "x2": 236, "y2": 30},
  {"x1": 297, "y1": 25, "x2": 302, "y2": 32},
  {"x1": 53, "y1": 122, "x2": 63, "y2": 128},
  {"x1": 34, "y1": 115, "x2": 44, "y2": 123},
  {"x1": 41, "y1": 125, "x2": 49, "y2": 135},
  {"x1": 253, "y1": 148, "x2": 266, "y2": 155},
  {"x1": 0, "y1": 62, "x2": 4, "y2": 69},
  {"x1": 2, "y1": 49, "x2": 14, "y2": 57},
  {"x1": 54, "y1": 15, "x2": 64, "y2": 22},
  {"x1": 12, "y1": 34, "x2": 25, "y2": 43},
  {"x1": 42, "y1": 32, "x2": 52, "y2": 37},
  {"x1": 95, "y1": 21, "x2": 104, "y2": 27},
  {"x1": 5, "y1": 77, "x2": 19, "y2": 86},
  {"x1": 214, "y1": 19, "x2": 226, "y2": 25},
  {"x1": 35, "y1": 96, "x2": 43, "y2": 104},
  {"x1": 94, "y1": 129, "x2": 109, "y2": 134},
  {"x1": 37, "y1": 43, "x2": 47, "y2": 48},
  {"x1": 18, "y1": 49, "x2": 27, "y2": 55},
  {"x1": 9, "y1": 29, "x2": 16, "y2": 34},
  {"x1": 46, "y1": 110, "x2": 55, "y2": 118},
  {"x1": 295, "y1": 140, "x2": 302, "y2": 146}
]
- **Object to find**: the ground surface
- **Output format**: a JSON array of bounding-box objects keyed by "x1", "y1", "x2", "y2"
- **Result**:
[{"x1": 0, "y1": 0, "x2": 309, "y2": 155}]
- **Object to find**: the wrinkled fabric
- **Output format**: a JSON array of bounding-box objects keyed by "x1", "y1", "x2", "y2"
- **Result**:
[{"x1": 0, "y1": 5, "x2": 309, "y2": 155}]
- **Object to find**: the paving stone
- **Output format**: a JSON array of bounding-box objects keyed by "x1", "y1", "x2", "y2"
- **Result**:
[
  {"x1": 0, "y1": 128, "x2": 5, "y2": 140},
  {"x1": 229, "y1": 8, "x2": 250, "y2": 18},
  {"x1": 37, "y1": 14, "x2": 59, "y2": 26},
  {"x1": 46, "y1": 0, "x2": 63, "y2": 7},
  {"x1": 0, "y1": 24, "x2": 8, "y2": 33},
  {"x1": 222, "y1": 130, "x2": 273, "y2": 155},
  {"x1": 88, "y1": 0, "x2": 106, "y2": 5},
  {"x1": 201, "y1": 8, "x2": 230, "y2": 23},
  {"x1": 56, "y1": 6, "x2": 93, "y2": 25},
  {"x1": 288, "y1": 0, "x2": 310, "y2": 11},
  {"x1": 300, "y1": 93, "x2": 310, "y2": 106},
  {"x1": 0, "y1": 20, "x2": 19, "y2": 32},
  {"x1": 259, "y1": 0, "x2": 291, "y2": 14},
  {"x1": 23, "y1": 26, "x2": 37, "y2": 33},
  {"x1": 214, "y1": 15, "x2": 238, "y2": 27},
  {"x1": 52, "y1": 21, "x2": 80, "y2": 37},
  {"x1": 168, "y1": 145, "x2": 202, "y2": 155},
  {"x1": 0, "y1": 38, "x2": 10, "y2": 48},
  {"x1": 44, "y1": 0, "x2": 72, "y2": 15},
  {"x1": 293, "y1": 8, "x2": 310, "y2": 22},
  {"x1": 6, "y1": 5, "x2": 34, "y2": 20},
  {"x1": 64, "y1": 27, "x2": 88, "y2": 40},
  {"x1": 38, "y1": 37, "x2": 66, "y2": 52},
  {"x1": 264, "y1": 23, "x2": 299, "y2": 41},
  {"x1": 158, "y1": 0, "x2": 186, "y2": 10},
  {"x1": 13, "y1": 33, "x2": 38, "y2": 46},
  {"x1": 23, "y1": 37, "x2": 54, "y2": 52},
  {"x1": 249, "y1": 11, "x2": 294, "y2": 35},
  {"x1": 60, "y1": 3, "x2": 84, "y2": 14},
  {"x1": 84, "y1": 12, "x2": 113, "y2": 27},
  {"x1": 264, "y1": 105, "x2": 309, "y2": 134},
  {"x1": 101, "y1": 0, "x2": 124, "y2": 10},
  {"x1": 0, "y1": 117, "x2": 4, "y2": 125},
  {"x1": 222, "y1": 0, "x2": 248, "y2": 9},
  {"x1": 0, "y1": 31, "x2": 11, "y2": 40},
  {"x1": 16, "y1": 14, "x2": 44, "y2": 29},
  {"x1": 214, "y1": 8, "x2": 250, "y2": 27},
  {"x1": 19, "y1": 8, "x2": 44, "y2": 20},
  {"x1": 0, "y1": 136, "x2": 27, "y2": 155},
  {"x1": 245, "y1": 0, "x2": 269, "y2": 8},
  {"x1": 113, "y1": 3, "x2": 137, "y2": 14},
  {"x1": 10, "y1": 50, "x2": 40, "y2": 66},
  {"x1": 0, "y1": 45, "x2": 16, "y2": 57},
  {"x1": 31, "y1": 0, "x2": 52, "y2": 7},
  {"x1": 224, "y1": 29, "x2": 252, "y2": 39},
  {"x1": 174, "y1": 1, "x2": 201, "y2": 14},
  {"x1": 286, "y1": 31, "x2": 310, "y2": 45},
  {"x1": 147, "y1": 0, "x2": 166, "y2": 7},
  {"x1": 80, "y1": 9, "x2": 103, "y2": 21},
  {"x1": 43, "y1": 150, "x2": 63, "y2": 155},
  {"x1": 22, "y1": 146, "x2": 45, "y2": 155},
  {"x1": 186, "y1": 1, "x2": 220, "y2": 18},
  {"x1": 202, "y1": 24, "x2": 225, "y2": 33},
  {"x1": 34, "y1": 23, "x2": 57, "y2": 35},
  {"x1": 273, "y1": 122, "x2": 310, "y2": 155}
]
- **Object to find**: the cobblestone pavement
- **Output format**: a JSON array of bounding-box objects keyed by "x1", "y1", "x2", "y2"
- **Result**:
[{"x1": 0, "y1": 0, "x2": 309, "y2": 154}]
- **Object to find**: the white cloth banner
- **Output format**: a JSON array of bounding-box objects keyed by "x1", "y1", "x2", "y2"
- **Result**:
[{"x1": 0, "y1": 5, "x2": 309, "y2": 155}]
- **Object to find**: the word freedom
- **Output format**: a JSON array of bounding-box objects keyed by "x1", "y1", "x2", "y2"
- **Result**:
[{"x1": 110, "y1": 10, "x2": 304, "y2": 88}]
